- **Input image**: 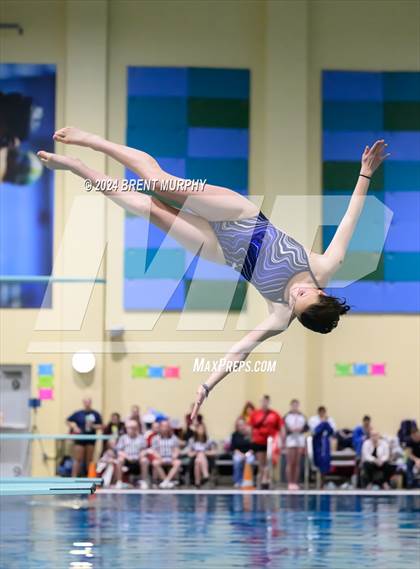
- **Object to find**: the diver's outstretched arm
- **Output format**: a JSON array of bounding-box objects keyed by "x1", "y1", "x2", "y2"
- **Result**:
[
  {"x1": 190, "y1": 312, "x2": 287, "y2": 420},
  {"x1": 324, "y1": 139, "x2": 390, "y2": 270}
]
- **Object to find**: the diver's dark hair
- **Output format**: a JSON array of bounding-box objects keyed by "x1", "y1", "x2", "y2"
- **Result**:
[{"x1": 297, "y1": 295, "x2": 350, "y2": 334}]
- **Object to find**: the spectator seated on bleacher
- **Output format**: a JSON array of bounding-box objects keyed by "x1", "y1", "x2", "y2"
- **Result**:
[
  {"x1": 96, "y1": 447, "x2": 118, "y2": 488},
  {"x1": 398, "y1": 419, "x2": 418, "y2": 448},
  {"x1": 151, "y1": 420, "x2": 181, "y2": 489},
  {"x1": 361, "y1": 431, "x2": 391, "y2": 489},
  {"x1": 240, "y1": 401, "x2": 255, "y2": 423},
  {"x1": 352, "y1": 415, "x2": 372, "y2": 458},
  {"x1": 125, "y1": 404, "x2": 143, "y2": 432},
  {"x1": 405, "y1": 427, "x2": 420, "y2": 489},
  {"x1": 114, "y1": 419, "x2": 149, "y2": 489},
  {"x1": 102, "y1": 412, "x2": 126, "y2": 454},
  {"x1": 183, "y1": 405, "x2": 204, "y2": 442},
  {"x1": 230, "y1": 418, "x2": 254, "y2": 488},
  {"x1": 187, "y1": 424, "x2": 217, "y2": 488}
]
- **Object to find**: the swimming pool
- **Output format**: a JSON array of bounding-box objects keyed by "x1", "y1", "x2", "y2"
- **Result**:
[{"x1": 0, "y1": 493, "x2": 418, "y2": 569}]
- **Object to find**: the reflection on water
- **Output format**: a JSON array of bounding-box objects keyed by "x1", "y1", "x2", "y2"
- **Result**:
[{"x1": 0, "y1": 494, "x2": 419, "y2": 569}]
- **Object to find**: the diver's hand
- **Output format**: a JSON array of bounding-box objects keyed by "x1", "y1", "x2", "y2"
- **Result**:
[
  {"x1": 360, "y1": 139, "x2": 390, "y2": 177},
  {"x1": 190, "y1": 384, "x2": 209, "y2": 422}
]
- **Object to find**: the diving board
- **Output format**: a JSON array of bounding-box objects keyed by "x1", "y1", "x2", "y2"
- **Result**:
[{"x1": 0, "y1": 483, "x2": 97, "y2": 496}]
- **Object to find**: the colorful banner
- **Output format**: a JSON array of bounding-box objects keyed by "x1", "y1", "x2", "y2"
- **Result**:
[
  {"x1": 37, "y1": 363, "x2": 55, "y2": 400},
  {"x1": 131, "y1": 364, "x2": 181, "y2": 380},
  {"x1": 335, "y1": 363, "x2": 386, "y2": 377}
]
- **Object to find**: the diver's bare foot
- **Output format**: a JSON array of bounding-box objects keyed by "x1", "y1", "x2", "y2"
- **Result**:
[
  {"x1": 37, "y1": 150, "x2": 80, "y2": 171},
  {"x1": 53, "y1": 126, "x2": 97, "y2": 148}
]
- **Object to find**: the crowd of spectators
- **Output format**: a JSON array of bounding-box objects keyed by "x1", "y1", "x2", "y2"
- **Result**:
[{"x1": 62, "y1": 396, "x2": 419, "y2": 491}]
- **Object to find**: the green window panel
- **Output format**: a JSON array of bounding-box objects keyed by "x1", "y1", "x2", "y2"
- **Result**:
[{"x1": 188, "y1": 98, "x2": 249, "y2": 128}]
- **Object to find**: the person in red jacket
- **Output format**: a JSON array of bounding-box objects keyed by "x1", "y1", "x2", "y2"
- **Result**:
[{"x1": 249, "y1": 394, "x2": 284, "y2": 489}]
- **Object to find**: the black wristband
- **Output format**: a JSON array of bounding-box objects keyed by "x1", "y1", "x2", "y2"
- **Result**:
[
  {"x1": 201, "y1": 383, "x2": 210, "y2": 398},
  {"x1": 359, "y1": 174, "x2": 371, "y2": 180}
]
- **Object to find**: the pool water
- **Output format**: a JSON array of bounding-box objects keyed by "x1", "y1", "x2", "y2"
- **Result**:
[{"x1": 0, "y1": 493, "x2": 419, "y2": 569}]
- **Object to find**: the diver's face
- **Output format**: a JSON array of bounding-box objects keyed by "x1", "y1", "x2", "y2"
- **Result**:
[{"x1": 290, "y1": 286, "x2": 327, "y2": 316}]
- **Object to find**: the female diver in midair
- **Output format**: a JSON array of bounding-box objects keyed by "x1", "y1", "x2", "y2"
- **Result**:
[{"x1": 38, "y1": 130, "x2": 389, "y2": 419}]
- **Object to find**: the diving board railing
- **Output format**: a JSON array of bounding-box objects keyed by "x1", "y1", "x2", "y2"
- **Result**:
[
  {"x1": 0, "y1": 433, "x2": 114, "y2": 479},
  {"x1": 0, "y1": 434, "x2": 113, "y2": 441},
  {"x1": 0, "y1": 476, "x2": 103, "y2": 496}
]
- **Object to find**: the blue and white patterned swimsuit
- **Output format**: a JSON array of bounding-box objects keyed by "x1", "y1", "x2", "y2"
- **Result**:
[{"x1": 209, "y1": 211, "x2": 319, "y2": 304}]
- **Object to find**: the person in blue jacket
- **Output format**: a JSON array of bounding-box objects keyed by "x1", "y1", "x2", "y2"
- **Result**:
[
  {"x1": 312, "y1": 420, "x2": 334, "y2": 475},
  {"x1": 352, "y1": 415, "x2": 372, "y2": 457}
]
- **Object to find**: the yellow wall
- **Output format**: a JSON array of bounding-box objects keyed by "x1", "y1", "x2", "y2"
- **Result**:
[{"x1": 0, "y1": 0, "x2": 419, "y2": 475}]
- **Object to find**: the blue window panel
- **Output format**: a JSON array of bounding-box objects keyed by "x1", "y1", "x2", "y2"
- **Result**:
[
  {"x1": 383, "y1": 132, "x2": 420, "y2": 161},
  {"x1": 184, "y1": 251, "x2": 241, "y2": 281},
  {"x1": 323, "y1": 102, "x2": 383, "y2": 131},
  {"x1": 322, "y1": 71, "x2": 383, "y2": 102},
  {"x1": 0, "y1": 63, "x2": 55, "y2": 79},
  {"x1": 384, "y1": 252, "x2": 420, "y2": 281},
  {"x1": 127, "y1": 126, "x2": 187, "y2": 157},
  {"x1": 188, "y1": 68, "x2": 250, "y2": 99},
  {"x1": 385, "y1": 221, "x2": 420, "y2": 252},
  {"x1": 125, "y1": 217, "x2": 181, "y2": 249},
  {"x1": 127, "y1": 67, "x2": 187, "y2": 97},
  {"x1": 323, "y1": 191, "x2": 387, "y2": 252},
  {"x1": 124, "y1": 159, "x2": 186, "y2": 180},
  {"x1": 384, "y1": 192, "x2": 420, "y2": 252},
  {"x1": 322, "y1": 225, "x2": 336, "y2": 251},
  {"x1": 146, "y1": 224, "x2": 182, "y2": 250},
  {"x1": 157, "y1": 158, "x2": 186, "y2": 178},
  {"x1": 124, "y1": 278, "x2": 185, "y2": 310},
  {"x1": 384, "y1": 162, "x2": 420, "y2": 191},
  {"x1": 125, "y1": 248, "x2": 186, "y2": 279},
  {"x1": 186, "y1": 158, "x2": 248, "y2": 190},
  {"x1": 383, "y1": 72, "x2": 420, "y2": 102},
  {"x1": 187, "y1": 127, "x2": 248, "y2": 159},
  {"x1": 323, "y1": 131, "x2": 420, "y2": 161},
  {"x1": 127, "y1": 96, "x2": 187, "y2": 128},
  {"x1": 326, "y1": 281, "x2": 420, "y2": 313},
  {"x1": 385, "y1": 191, "x2": 420, "y2": 224}
]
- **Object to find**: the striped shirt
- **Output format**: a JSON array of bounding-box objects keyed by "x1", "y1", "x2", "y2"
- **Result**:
[
  {"x1": 152, "y1": 434, "x2": 179, "y2": 460},
  {"x1": 116, "y1": 434, "x2": 146, "y2": 460}
]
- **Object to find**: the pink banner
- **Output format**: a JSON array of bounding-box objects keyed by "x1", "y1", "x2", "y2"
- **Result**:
[
  {"x1": 38, "y1": 388, "x2": 54, "y2": 400},
  {"x1": 164, "y1": 366, "x2": 180, "y2": 378},
  {"x1": 370, "y1": 363, "x2": 386, "y2": 376}
]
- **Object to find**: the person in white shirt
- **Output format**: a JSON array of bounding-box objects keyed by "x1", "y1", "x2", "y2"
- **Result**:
[
  {"x1": 361, "y1": 431, "x2": 390, "y2": 489},
  {"x1": 284, "y1": 399, "x2": 308, "y2": 490},
  {"x1": 151, "y1": 420, "x2": 181, "y2": 489},
  {"x1": 308, "y1": 406, "x2": 336, "y2": 433},
  {"x1": 114, "y1": 420, "x2": 149, "y2": 489}
]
